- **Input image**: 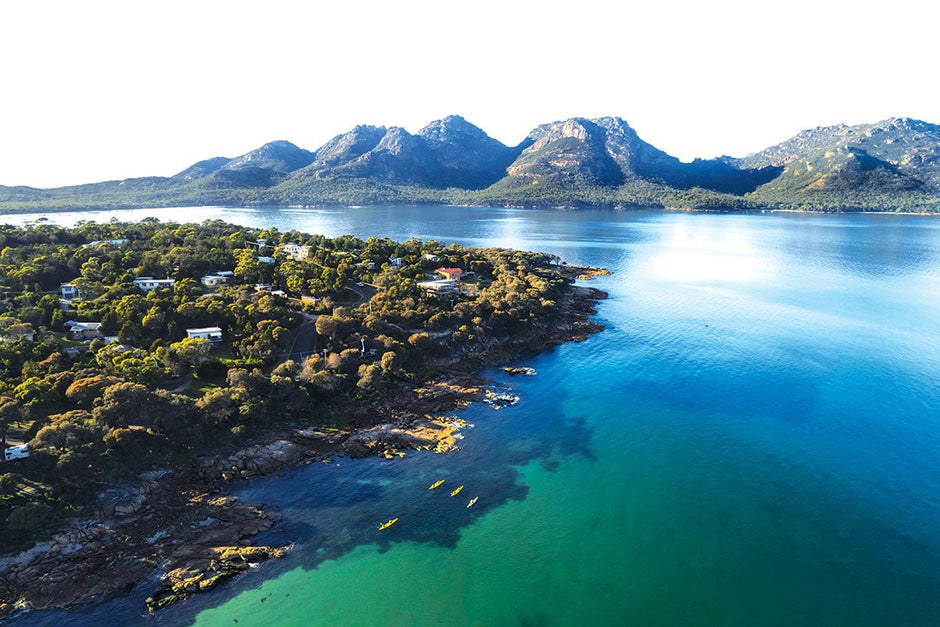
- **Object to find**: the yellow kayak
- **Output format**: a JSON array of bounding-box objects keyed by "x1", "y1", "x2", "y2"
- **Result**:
[
  {"x1": 466, "y1": 497, "x2": 478, "y2": 508},
  {"x1": 378, "y1": 518, "x2": 398, "y2": 531},
  {"x1": 429, "y1": 480, "x2": 445, "y2": 490},
  {"x1": 450, "y1": 485, "x2": 464, "y2": 497}
]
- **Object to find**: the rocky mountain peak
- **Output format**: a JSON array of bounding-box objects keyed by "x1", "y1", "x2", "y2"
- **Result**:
[
  {"x1": 311, "y1": 125, "x2": 386, "y2": 168},
  {"x1": 375, "y1": 127, "x2": 421, "y2": 156},
  {"x1": 591, "y1": 116, "x2": 632, "y2": 134},
  {"x1": 92, "y1": 113, "x2": 939, "y2": 212},
  {"x1": 223, "y1": 141, "x2": 315, "y2": 173},
  {"x1": 418, "y1": 115, "x2": 489, "y2": 143},
  {"x1": 524, "y1": 118, "x2": 604, "y2": 151}
]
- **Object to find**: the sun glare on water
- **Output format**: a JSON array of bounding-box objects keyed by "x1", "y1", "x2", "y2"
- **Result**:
[{"x1": 644, "y1": 221, "x2": 773, "y2": 284}]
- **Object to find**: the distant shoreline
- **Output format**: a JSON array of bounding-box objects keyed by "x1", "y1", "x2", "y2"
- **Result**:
[
  {"x1": 1, "y1": 202, "x2": 938, "y2": 220},
  {"x1": 3, "y1": 115, "x2": 938, "y2": 215}
]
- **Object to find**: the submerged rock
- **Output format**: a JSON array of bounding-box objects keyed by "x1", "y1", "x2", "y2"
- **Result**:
[{"x1": 483, "y1": 390, "x2": 520, "y2": 409}]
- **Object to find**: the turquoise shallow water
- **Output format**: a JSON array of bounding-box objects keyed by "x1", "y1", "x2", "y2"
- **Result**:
[{"x1": 8, "y1": 207, "x2": 940, "y2": 626}]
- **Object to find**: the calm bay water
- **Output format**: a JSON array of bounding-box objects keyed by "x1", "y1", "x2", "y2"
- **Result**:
[{"x1": 8, "y1": 206, "x2": 940, "y2": 626}]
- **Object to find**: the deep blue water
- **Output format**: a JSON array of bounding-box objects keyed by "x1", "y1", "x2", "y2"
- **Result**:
[{"x1": 7, "y1": 206, "x2": 940, "y2": 626}]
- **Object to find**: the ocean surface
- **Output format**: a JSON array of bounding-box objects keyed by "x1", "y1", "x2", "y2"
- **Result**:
[{"x1": 7, "y1": 206, "x2": 940, "y2": 626}]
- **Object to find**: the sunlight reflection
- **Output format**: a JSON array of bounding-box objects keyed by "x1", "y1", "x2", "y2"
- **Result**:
[
  {"x1": 644, "y1": 220, "x2": 774, "y2": 283},
  {"x1": 488, "y1": 217, "x2": 528, "y2": 252}
]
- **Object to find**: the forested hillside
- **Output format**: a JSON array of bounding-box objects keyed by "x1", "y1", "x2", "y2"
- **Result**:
[{"x1": 2, "y1": 115, "x2": 938, "y2": 212}]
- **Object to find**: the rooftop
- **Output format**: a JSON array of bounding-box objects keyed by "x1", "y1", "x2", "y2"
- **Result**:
[{"x1": 186, "y1": 327, "x2": 222, "y2": 334}]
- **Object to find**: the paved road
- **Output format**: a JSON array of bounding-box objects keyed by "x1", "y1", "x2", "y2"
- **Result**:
[
  {"x1": 282, "y1": 313, "x2": 319, "y2": 363},
  {"x1": 341, "y1": 280, "x2": 377, "y2": 306},
  {"x1": 281, "y1": 282, "x2": 376, "y2": 362}
]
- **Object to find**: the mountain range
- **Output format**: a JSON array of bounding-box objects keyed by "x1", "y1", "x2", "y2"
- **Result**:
[{"x1": 2, "y1": 115, "x2": 939, "y2": 212}]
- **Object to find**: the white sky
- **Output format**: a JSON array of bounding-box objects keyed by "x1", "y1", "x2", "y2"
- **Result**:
[{"x1": 1, "y1": 0, "x2": 937, "y2": 188}]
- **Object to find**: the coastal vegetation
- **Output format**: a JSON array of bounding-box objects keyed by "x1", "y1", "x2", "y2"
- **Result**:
[{"x1": 0, "y1": 219, "x2": 586, "y2": 553}]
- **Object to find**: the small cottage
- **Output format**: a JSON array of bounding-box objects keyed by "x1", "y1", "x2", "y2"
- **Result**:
[
  {"x1": 436, "y1": 267, "x2": 463, "y2": 281},
  {"x1": 133, "y1": 277, "x2": 176, "y2": 291},
  {"x1": 67, "y1": 321, "x2": 103, "y2": 340},
  {"x1": 186, "y1": 327, "x2": 223, "y2": 343},
  {"x1": 200, "y1": 273, "x2": 232, "y2": 288},
  {"x1": 281, "y1": 244, "x2": 311, "y2": 261}
]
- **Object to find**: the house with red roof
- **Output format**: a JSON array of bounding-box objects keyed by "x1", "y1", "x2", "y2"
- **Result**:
[{"x1": 436, "y1": 267, "x2": 463, "y2": 281}]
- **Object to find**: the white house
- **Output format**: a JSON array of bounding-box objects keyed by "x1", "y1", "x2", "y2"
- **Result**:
[
  {"x1": 186, "y1": 327, "x2": 223, "y2": 342},
  {"x1": 281, "y1": 244, "x2": 311, "y2": 260},
  {"x1": 3, "y1": 444, "x2": 29, "y2": 461},
  {"x1": 200, "y1": 273, "x2": 232, "y2": 288},
  {"x1": 200, "y1": 275, "x2": 227, "y2": 288},
  {"x1": 60, "y1": 283, "x2": 79, "y2": 299},
  {"x1": 422, "y1": 253, "x2": 440, "y2": 262},
  {"x1": 389, "y1": 256, "x2": 403, "y2": 267},
  {"x1": 258, "y1": 256, "x2": 276, "y2": 264},
  {"x1": 81, "y1": 239, "x2": 128, "y2": 249},
  {"x1": 417, "y1": 279, "x2": 458, "y2": 296},
  {"x1": 133, "y1": 277, "x2": 176, "y2": 291}
]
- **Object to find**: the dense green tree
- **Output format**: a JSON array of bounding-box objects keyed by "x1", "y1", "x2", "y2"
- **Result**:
[
  {"x1": 162, "y1": 337, "x2": 211, "y2": 374},
  {"x1": 0, "y1": 397, "x2": 25, "y2": 448},
  {"x1": 356, "y1": 363, "x2": 382, "y2": 391},
  {"x1": 64, "y1": 375, "x2": 123, "y2": 408},
  {"x1": 12, "y1": 377, "x2": 57, "y2": 407},
  {"x1": 92, "y1": 383, "x2": 152, "y2": 428},
  {"x1": 380, "y1": 351, "x2": 400, "y2": 376}
]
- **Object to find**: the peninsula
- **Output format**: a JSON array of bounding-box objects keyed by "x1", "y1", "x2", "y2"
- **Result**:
[{"x1": 0, "y1": 220, "x2": 607, "y2": 617}]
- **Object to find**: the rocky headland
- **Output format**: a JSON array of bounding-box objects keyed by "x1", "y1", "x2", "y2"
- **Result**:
[{"x1": 0, "y1": 267, "x2": 607, "y2": 620}]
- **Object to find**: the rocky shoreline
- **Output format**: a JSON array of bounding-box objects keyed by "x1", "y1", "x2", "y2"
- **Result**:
[{"x1": 0, "y1": 268, "x2": 607, "y2": 620}]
